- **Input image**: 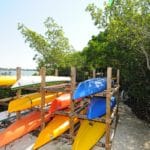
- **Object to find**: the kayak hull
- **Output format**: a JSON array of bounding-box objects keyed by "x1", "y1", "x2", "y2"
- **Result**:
[
  {"x1": 0, "y1": 111, "x2": 51, "y2": 148},
  {"x1": 11, "y1": 76, "x2": 71, "y2": 89},
  {"x1": 0, "y1": 76, "x2": 16, "y2": 86},
  {"x1": 33, "y1": 93, "x2": 72, "y2": 149},
  {"x1": 73, "y1": 78, "x2": 106, "y2": 100},
  {"x1": 72, "y1": 120, "x2": 106, "y2": 150},
  {"x1": 33, "y1": 115, "x2": 78, "y2": 149},
  {"x1": 0, "y1": 93, "x2": 71, "y2": 148},
  {"x1": 87, "y1": 96, "x2": 116, "y2": 119},
  {"x1": 8, "y1": 92, "x2": 62, "y2": 112},
  {"x1": 48, "y1": 93, "x2": 71, "y2": 113}
]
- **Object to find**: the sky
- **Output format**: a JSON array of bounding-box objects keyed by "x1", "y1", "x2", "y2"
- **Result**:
[{"x1": 0, "y1": 0, "x2": 105, "y2": 69}]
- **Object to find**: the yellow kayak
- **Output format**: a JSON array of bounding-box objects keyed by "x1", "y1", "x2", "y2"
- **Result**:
[
  {"x1": 72, "y1": 120, "x2": 106, "y2": 150},
  {"x1": 33, "y1": 115, "x2": 78, "y2": 149},
  {"x1": 0, "y1": 76, "x2": 16, "y2": 86},
  {"x1": 8, "y1": 92, "x2": 62, "y2": 112}
]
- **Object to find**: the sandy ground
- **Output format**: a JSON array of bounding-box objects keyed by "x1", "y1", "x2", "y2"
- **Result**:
[
  {"x1": 111, "y1": 103, "x2": 150, "y2": 150},
  {"x1": 0, "y1": 102, "x2": 149, "y2": 150}
]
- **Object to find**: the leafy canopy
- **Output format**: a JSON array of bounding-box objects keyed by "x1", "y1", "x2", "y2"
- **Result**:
[
  {"x1": 18, "y1": 17, "x2": 81, "y2": 73},
  {"x1": 84, "y1": 0, "x2": 150, "y2": 121}
]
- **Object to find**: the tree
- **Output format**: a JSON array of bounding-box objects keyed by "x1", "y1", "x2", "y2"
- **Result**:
[
  {"x1": 86, "y1": 0, "x2": 150, "y2": 71},
  {"x1": 18, "y1": 17, "x2": 74, "y2": 73},
  {"x1": 84, "y1": 0, "x2": 150, "y2": 122}
]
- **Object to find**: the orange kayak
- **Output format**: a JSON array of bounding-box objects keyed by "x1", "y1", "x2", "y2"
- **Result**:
[
  {"x1": 0, "y1": 111, "x2": 51, "y2": 148},
  {"x1": 0, "y1": 93, "x2": 71, "y2": 148},
  {"x1": 48, "y1": 93, "x2": 71, "y2": 113}
]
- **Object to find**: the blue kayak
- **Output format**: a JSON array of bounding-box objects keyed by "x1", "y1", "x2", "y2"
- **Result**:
[
  {"x1": 87, "y1": 96, "x2": 116, "y2": 119},
  {"x1": 73, "y1": 78, "x2": 106, "y2": 100}
]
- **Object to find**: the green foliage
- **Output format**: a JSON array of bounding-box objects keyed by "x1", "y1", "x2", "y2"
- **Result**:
[
  {"x1": 85, "y1": 0, "x2": 150, "y2": 122},
  {"x1": 18, "y1": 17, "x2": 77, "y2": 73},
  {"x1": 86, "y1": 4, "x2": 103, "y2": 28},
  {"x1": 108, "y1": 0, "x2": 115, "y2": 6},
  {"x1": 0, "y1": 88, "x2": 15, "y2": 99},
  {"x1": 87, "y1": 0, "x2": 150, "y2": 70}
]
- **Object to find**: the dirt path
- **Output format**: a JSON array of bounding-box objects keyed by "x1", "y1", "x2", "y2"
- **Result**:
[{"x1": 112, "y1": 102, "x2": 150, "y2": 150}]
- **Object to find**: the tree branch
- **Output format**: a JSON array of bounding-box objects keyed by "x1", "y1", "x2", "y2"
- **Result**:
[{"x1": 141, "y1": 46, "x2": 150, "y2": 71}]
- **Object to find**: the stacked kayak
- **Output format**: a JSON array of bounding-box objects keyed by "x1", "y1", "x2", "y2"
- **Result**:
[
  {"x1": 8, "y1": 92, "x2": 62, "y2": 112},
  {"x1": 73, "y1": 78, "x2": 106, "y2": 100},
  {"x1": 48, "y1": 93, "x2": 71, "y2": 113},
  {"x1": 11, "y1": 76, "x2": 71, "y2": 89},
  {"x1": 0, "y1": 111, "x2": 51, "y2": 148},
  {"x1": 0, "y1": 75, "x2": 71, "y2": 148},
  {"x1": 33, "y1": 93, "x2": 73, "y2": 149},
  {"x1": 0, "y1": 75, "x2": 117, "y2": 149},
  {"x1": 87, "y1": 96, "x2": 116, "y2": 119},
  {"x1": 72, "y1": 120, "x2": 106, "y2": 150},
  {"x1": 0, "y1": 76, "x2": 16, "y2": 86},
  {"x1": 0, "y1": 93, "x2": 71, "y2": 148},
  {"x1": 72, "y1": 78, "x2": 116, "y2": 150},
  {"x1": 73, "y1": 96, "x2": 116, "y2": 150},
  {"x1": 33, "y1": 115, "x2": 78, "y2": 149}
]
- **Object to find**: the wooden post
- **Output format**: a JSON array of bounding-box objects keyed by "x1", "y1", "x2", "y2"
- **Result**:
[
  {"x1": 115, "y1": 69, "x2": 120, "y2": 130},
  {"x1": 116, "y1": 69, "x2": 120, "y2": 103},
  {"x1": 40, "y1": 67, "x2": 46, "y2": 130},
  {"x1": 106, "y1": 67, "x2": 112, "y2": 150},
  {"x1": 16, "y1": 67, "x2": 21, "y2": 119},
  {"x1": 55, "y1": 68, "x2": 58, "y2": 76},
  {"x1": 70, "y1": 67, "x2": 76, "y2": 141},
  {"x1": 93, "y1": 69, "x2": 96, "y2": 78}
]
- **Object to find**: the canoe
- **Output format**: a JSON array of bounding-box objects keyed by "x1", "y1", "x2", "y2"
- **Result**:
[
  {"x1": 73, "y1": 78, "x2": 106, "y2": 100},
  {"x1": 11, "y1": 76, "x2": 71, "y2": 89},
  {"x1": 33, "y1": 115, "x2": 78, "y2": 150},
  {"x1": 87, "y1": 96, "x2": 116, "y2": 119},
  {"x1": 0, "y1": 93, "x2": 71, "y2": 147},
  {"x1": 8, "y1": 92, "x2": 62, "y2": 112},
  {"x1": 72, "y1": 120, "x2": 106, "y2": 150},
  {"x1": 0, "y1": 111, "x2": 51, "y2": 148},
  {"x1": 0, "y1": 76, "x2": 16, "y2": 86}
]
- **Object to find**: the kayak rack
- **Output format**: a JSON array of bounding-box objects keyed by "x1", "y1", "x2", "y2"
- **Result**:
[
  {"x1": 68, "y1": 67, "x2": 120, "y2": 150},
  {"x1": 43, "y1": 83, "x2": 71, "y2": 92},
  {"x1": 0, "y1": 110, "x2": 31, "y2": 129},
  {"x1": 40, "y1": 67, "x2": 120, "y2": 150},
  {"x1": 0, "y1": 97, "x2": 15, "y2": 106}
]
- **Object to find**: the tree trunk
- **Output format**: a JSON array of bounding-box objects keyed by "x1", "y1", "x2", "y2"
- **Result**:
[{"x1": 140, "y1": 46, "x2": 150, "y2": 71}]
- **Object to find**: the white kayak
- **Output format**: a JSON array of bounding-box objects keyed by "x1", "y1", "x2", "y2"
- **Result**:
[{"x1": 11, "y1": 76, "x2": 71, "y2": 89}]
